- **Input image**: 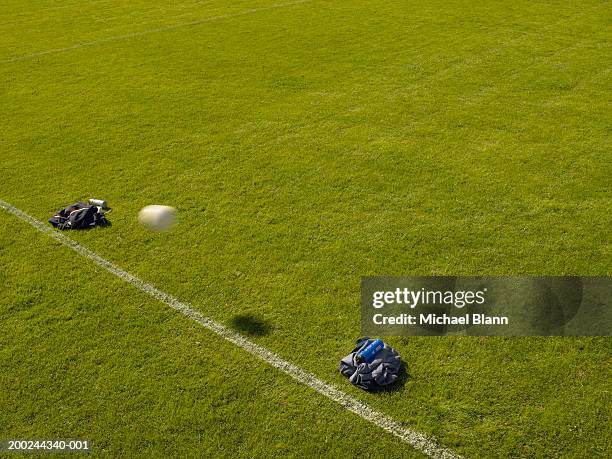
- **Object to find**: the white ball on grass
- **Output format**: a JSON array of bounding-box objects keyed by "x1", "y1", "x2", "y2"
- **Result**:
[{"x1": 138, "y1": 205, "x2": 177, "y2": 231}]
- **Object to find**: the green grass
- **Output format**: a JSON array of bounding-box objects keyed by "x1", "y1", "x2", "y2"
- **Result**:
[
  {"x1": 0, "y1": 222, "x2": 422, "y2": 457},
  {"x1": 1, "y1": 0, "x2": 611, "y2": 457}
]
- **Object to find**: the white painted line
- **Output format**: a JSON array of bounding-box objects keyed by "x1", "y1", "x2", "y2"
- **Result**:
[
  {"x1": 1, "y1": 0, "x2": 311, "y2": 64},
  {"x1": 0, "y1": 198, "x2": 460, "y2": 459}
]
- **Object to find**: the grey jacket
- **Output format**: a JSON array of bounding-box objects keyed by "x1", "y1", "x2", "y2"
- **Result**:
[{"x1": 339, "y1": 338, "x2": 401, "y2": 391}]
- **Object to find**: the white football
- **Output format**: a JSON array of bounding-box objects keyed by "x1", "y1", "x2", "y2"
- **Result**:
[{"x1": 138, "y1": 205, "x2": 177, "y2": 231}]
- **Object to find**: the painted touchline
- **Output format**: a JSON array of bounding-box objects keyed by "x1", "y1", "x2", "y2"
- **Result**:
[{"x1": 0, "y1": 199, "x2": 460, "y2": 459}]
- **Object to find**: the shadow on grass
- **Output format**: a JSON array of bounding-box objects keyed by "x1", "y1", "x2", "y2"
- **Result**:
[
  {"x1": 96, "y1": 220, "x2": 112, "y2": 228},
  {"x1": 229, "y1": 313, "x2": 272, "y2": 337}
]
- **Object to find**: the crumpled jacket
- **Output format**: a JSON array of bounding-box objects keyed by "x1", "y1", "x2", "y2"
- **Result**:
[{"x1": 339, "y1": 338, "x2": 401, "y2": 391}]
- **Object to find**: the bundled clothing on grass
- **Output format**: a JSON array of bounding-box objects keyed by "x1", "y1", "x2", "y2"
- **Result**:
[
  {"x1": 339, "y1": 337, "x2": 401, "y2": 391},
  {"x1": 49, "y1": 202, "x2": 109, "y2": 230}
]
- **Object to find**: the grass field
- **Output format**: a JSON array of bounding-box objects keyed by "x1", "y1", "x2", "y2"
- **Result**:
[{"x1": 1, "y1": 0, "x2": 611, "y2": 457}]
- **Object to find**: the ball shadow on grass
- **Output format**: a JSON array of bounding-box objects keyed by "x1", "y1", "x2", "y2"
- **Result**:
[{"x1": 229, "y1": 313, "x2": 273, "y2": 337}]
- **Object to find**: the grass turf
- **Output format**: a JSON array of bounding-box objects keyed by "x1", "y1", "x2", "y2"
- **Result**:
[
  {"x1": 1, "y1": 0, "x2": 611, "y2": 457},
  {"x1": 0, "y1": 221, "x2": 421, "y2": 457}
]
